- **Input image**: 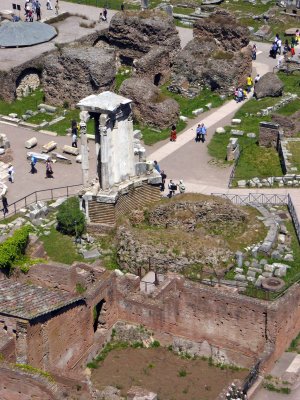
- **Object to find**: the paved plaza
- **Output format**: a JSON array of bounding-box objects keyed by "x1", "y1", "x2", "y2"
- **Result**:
[{"x1": 0, "y1": 1, "x2": 300, "y2": 219}]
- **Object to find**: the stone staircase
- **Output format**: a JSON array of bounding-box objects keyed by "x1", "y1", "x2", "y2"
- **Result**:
[{"x1": 88, "y1": 201, "x2": 115, "y2": 225}]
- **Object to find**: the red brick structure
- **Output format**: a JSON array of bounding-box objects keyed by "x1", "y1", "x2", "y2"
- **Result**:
[{"x1": 1, "y1": 264, "x2": 300, "y2": 387}]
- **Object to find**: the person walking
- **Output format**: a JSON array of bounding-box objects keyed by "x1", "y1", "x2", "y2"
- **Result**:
[
  {"x1": 2, "y1": 194, "x2": 8, "y2": 218},
  {"x1": 55, "y1": 0, "x2": 59, "y2": 15},
  {"x1": 45, "y1": 158, "x2": 54, "y2": 178},
  {"x1": 168, "y1": 179, "x2": 177, "y2": 198},
  {"x1": 178, "y1": 179, "x2": 185, "y2": 194},
  {"x1": 30, "y1": 155, "x2": 37, "y2": 174},
  {"x1": 121, "y1": 2, "x2": 125, "y2": 11},
  {"x1": 153, "y1": 160, "x2": 161, "y2": 173},
  {"x1": 36, "y1": 0, "x2": 41, "y2": 21},
  {"x1": 47, "y1": 0, "x2": 53, "y2": 10},
  {"x1": 195, "y1": 124, "x2": 201, "y2": 142},
  {"x1": 170, "y1": 125, "x2": 177, "y2": 142},
  {"x1": 200, "y1": 123, "x2": 207, "y2": 143},
  {"x1": 72, "y1": 132, "x2": 78, "y2": 148},
  {"x1": 251, "y1": 44, "x2": 257, "y2": 60},
  {"x1": 246, "y1": 75, "x2": 253, "y2": 93},
  {"x1": 8, "y1": 164, "x2": 15, "y2": 183},
  {"x1": 160, "y1": 170, "x2": 167, "y2": 192},
  {"x1": 103, "y1": 8, "x2": 108, "y2": 21}
]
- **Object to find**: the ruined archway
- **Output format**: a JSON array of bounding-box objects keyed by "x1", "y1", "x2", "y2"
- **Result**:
[
  {"x1": 16, "y1": 67, "x2": 42, "y2": 99},
  {"x1": 93, "y1": 299, "x2": 107, "y2": 333},
  {"x1": 154, "y1": 73, "x2": 162, "y2": 86}
]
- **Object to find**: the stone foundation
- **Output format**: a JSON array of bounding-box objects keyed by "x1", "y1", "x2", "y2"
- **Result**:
[{"x1": 84, "y1": 179, "x2": 161, "y2": 226}]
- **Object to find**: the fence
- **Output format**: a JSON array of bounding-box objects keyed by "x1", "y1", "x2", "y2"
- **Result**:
[
  {"x1": 212, "y1": 192, "x2": 289, "y2": 206},
  {"x1": 3, "y1": 184, "x2": 83, "y2": 220}
]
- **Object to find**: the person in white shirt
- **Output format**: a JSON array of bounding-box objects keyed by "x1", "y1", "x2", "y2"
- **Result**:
[{"x1": 8, "y1": 164, "x2": 15, "y2": 183}]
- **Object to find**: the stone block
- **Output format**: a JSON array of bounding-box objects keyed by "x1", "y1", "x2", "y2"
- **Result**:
[
  {"x1": 42, "y1": 141, "x2": 57, "y2": 153},
  {"x1": 235, "y1": 267, "x2": 243, "y2": 274},
  {"x1": 8, "y1": 113, "x2": 18, "y2": 118},
  {"x1": 192, "y1": 108, "x2": 204, "y2": 116},
  {"x1": 48, "y1": 116, "x2": 65, "y2": 126},
  {"x1": 264, "y1": 264, "x2": 275, "y2": 273},
  {"x1": 278, "y1": 234, "x2": 286, "y2": 244},
  {"x1": 262, "y1": 272, "x2": 272, "y2": 278},
  {"x1": 133, "y1": 129, "x2": 143, "y2": 139},
  {"x1": 247, "y1": 132, "x2": 256, "y2": 138},
  {"x1": 284, "y1": 254, "x2": 294, "y2": 262},
  {"x1": 230, "y1": 129, "x2": 244, "y2": 136},
  {"x1": 25, "y1": 137, "x2": 37, "y2": 149},
  {"x1": 179, "y1": 115, "x2": 188, "y2": 122},
  {"x1": 63, "y1": 145, "x2": 79, "y2": 156},
  {"x1": 76, "y1": 154, "x2": 82, "y2": 163},
  {"x1": 235, "y1": 274, "x2": 246, "y2": 281},
  {"x1": 51, "y1": 152, "x2": 72, "y2": 164},
  {"x1": 255, "y1": 276, "x2": 265, "y2": 288},
  {"x1": 49, "y1": 197, "x2": 67, "y2": 209},
  {"x1": 127, "y1": 386, "x2": 157, "y2": 400},
  {"x1": 247, "y1": 270, "x2": 256, "y2": 278},
  {"x1": 82, "y1": 249, "x2": 100, "y2": 259},
  {"x1": 205, "y1": 103, "x2": 212, "y2": 109},
  {"x1": 232, "y1": 118, "x2": 241, "y2": 124},
  {"x1": 216, "y1": 127, "x2": 225, "y2": 134},
  {"x1": 237, "y1": 180, "x2": 246, "y2": 187},
  {"x1": 38, "y1": 103, "x2": 57, "y2": 113}
]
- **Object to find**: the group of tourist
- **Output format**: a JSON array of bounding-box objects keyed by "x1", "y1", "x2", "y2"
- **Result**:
[
  {"x1": 234, "y1": 74, "x2": 260, "y2": 103},
  {"x1": 195, "y1": 123, "x2": 207, "y2": 143},
  {"x1": 153, "y1": 160, "x2": 185, "y2": 197},
  {"x1": 269, "y1": 32, "x2": 299, "y2": 59},
  {"x1": 22, "y1": 0, "x2": 59, "y2": 21}
]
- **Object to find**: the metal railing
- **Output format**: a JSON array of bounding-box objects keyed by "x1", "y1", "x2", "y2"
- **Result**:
[
  {"x1": 212, "y1": 192, "x2": 289, "y2": 206},
  {"x1": 288, "y1": 193, "x2": 300, "y2": 243},
  {"x1": 3, "y1": 184, "x2": 83, "y2": 220}
]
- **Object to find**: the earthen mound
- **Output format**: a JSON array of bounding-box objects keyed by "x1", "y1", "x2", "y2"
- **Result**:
[
  {"x1": 193, "y1": 9, "x2": 250, "y2": 52},
  {"x1": 119, "y1": 77, "x2": 179, "y2": 129},
  {"x1": 42, "y1": 46, "x2": 116, "y2": 106},
  {"x1": 116, "y1": 195, "x2": 264, "y2": 277},
  {"x1": 107, "y1": 10, "x2": 180, "y2": 62},
  {"x1": 254, "y1": 72, "x2": 284, "y2": 99}
]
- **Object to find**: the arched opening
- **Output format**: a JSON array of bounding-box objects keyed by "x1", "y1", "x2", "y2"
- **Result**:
[
  {"x1": 154, "y1": 73, "x2": 162, "y2": 86},
  {"x1": 16, "y1": 67, "x2": 42, "y2": 99},
  {"x1": 93, "y1": 299, "x2": 107, "y2": 333}
]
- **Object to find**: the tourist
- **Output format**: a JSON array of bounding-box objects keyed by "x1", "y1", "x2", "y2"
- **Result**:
[
  {"x1": 295, "y1": 29, "x2": 300, "y2": 44},
  {"x1": 277, "y1": 37, "x2": 282, "y2": 54},
  {"x1": 153, "y1": 160, "x2": 161, "y2": 173},
  {"x1": 72, "y1": 132, "x2": 78, "y2": 148},
  {"x1": 168, "y1": 179, "x2": 177, "y2": 198},
  {"x1": 55, "y1": 0, "x2": 59, "y2": 15},
  {"x1": 8, "y1": 164, "x2": 15, "y2": 183},
  {"x1": 195, "y1": 124, "x2": 201, "y2": 142},
  {"x1": 30, "y1": 155, "x2": 37, "y2": 174},
  {"x1": 121, "y1": 3, "x2": 125, "y2": 11},
  {"x1": 1, "y1": 194, "x2": 8, "y2": 218},
  {"x1": 254, "y1": 74, "x2": 260, "y2": 84},
  {"x1": 160, "y1": 170, "x2": 167, "y2": 192},
  {"x1": 246, "y1": 74, "x2": 253, "y2": 93},
  {"x1": 103, "y1": 8, "x2": 108, "y2": 21},
  {"x1": 291, "y1": 42, "x2": 295, "y2": 57},
  {"x1": 170, "y1": 125, "x2": 177, "y2": 142},
  {"x1": 47, "y1": 0, "x2": 53, "y2": 10},
  {"x1": 269, "y1": 42, "x2": 278, "y2": 59},
  {"x1": 200, "y1": 123, "x2": 207, "y2": 143},
  {"x1": 178, "y1": 179, "x2": 185, "y2": 194},
  {"x1": 32, "y1": 0, "x2": 37, "y2": 13},
  {"x1": 251, "y1": 44, "x2": 257, "y2": 60},
  {"x1": 283, "y1": 39, "x2": 291, "y2": 57},
  {"x1": 45, "y1": 158, "x2": 53, "y2": 178},
  {"x1": 36, "y1": 1, "x2": 41, "y2": 21}
]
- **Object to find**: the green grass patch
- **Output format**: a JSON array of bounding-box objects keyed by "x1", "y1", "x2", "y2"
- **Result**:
[
  {"x1": 136, "y1": 119, "x2": 186, "y2": 146},
  {"x1": 39, "y1": 227, "x2": 84, "y2": 264},
  {"x1": 287, "y1": 142, "x2": 300, "y2": 171},
  {"x1": 160, "y1": 86, "x2": 225, "y2": 119},
  {"x1": 114, "y1": 66, "x2": 132, "y2": 93},
  {"x1": 288, "y1": 331, "x2": 300, "y2": 353},
  {"x1": 15, "y1": 364, "x2": 54, "y2": 382},
  {"x1": 277, "y1": 98, "x2": 300, "y2": 116},
  {"x1": 0, "y1": 89, "x2": 45, "y2": 117}
]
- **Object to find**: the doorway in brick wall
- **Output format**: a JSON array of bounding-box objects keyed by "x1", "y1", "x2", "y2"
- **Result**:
[{"x1": 93, "y1": 299, "x2": 107, "y2": 333}]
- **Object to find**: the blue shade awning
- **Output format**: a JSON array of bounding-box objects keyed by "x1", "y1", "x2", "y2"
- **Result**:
[{"x1": 0, "y1": 21, "x2": 57, "y2": 48}]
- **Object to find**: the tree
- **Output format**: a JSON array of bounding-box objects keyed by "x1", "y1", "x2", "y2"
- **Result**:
[{"x1": 56, "y1": 197, "x2": 85, "y2": 237}]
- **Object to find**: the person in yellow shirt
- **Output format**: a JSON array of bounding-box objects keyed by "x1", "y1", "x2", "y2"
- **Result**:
[{"x1": 246, "y1": 75, "x2": 253, "y2": 93}]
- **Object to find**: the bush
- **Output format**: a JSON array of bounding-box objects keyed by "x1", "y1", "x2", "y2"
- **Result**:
[
  {"x1": 0, "y1": 226, "x2": 31, "y2": 271},
  {"x1": 56, "y1": 197, "x2": 85, "y2": 237}
]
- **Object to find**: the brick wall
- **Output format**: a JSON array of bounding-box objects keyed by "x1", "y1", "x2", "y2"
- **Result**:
[{"x1": 259, "y1": 122, "x2": 280, "y2": 148}]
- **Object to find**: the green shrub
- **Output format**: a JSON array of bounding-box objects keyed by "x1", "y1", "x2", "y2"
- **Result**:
[
  {"x1": 56, "y1": 197, "x2": 85, "y2": 236},
  {"x1": 0, "y1": 226, "x2": 31, "y2": 271},
  {"x1": 150, "y1": 340, "x2": 160, "y2": 348},
  {"x1": 178, "y1": 368, "x2": 187, "y2": 377}
]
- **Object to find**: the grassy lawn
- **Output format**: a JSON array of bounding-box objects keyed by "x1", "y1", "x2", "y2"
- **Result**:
[
  {"x1": 277, "y1": 98, "x2": 300, "y2": 116},
  {"x1": 135, "y1": 119, "x2": 186, "y2": 146},
  {"x1": 287, "y1": 141, "x2": 300, "y2": 171},
  {"x1": 161, "y1": 86, "x2": 225, "y2": 119},
  {"x1": 40, "y1": 227, "x2": 84, "y2": 264},
  {"x1": 0, "y1": 89, "x2": 45, "y2": 117}
]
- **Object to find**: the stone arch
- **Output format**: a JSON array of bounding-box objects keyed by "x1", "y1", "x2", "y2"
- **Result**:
[
  {"x1": 93, "y1": 299, "x2": 108, "y2": 333},
  {"x1": 154, "y1": 73, "x2": 162, "y2": 86},
  {"x1": 16, "y1": 67, "x2": 42, "y2": 99}
]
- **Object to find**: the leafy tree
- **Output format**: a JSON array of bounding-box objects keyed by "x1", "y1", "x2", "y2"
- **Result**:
[{"x1": 57, "y1": 197, "x2": 85, "y2": 237}]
